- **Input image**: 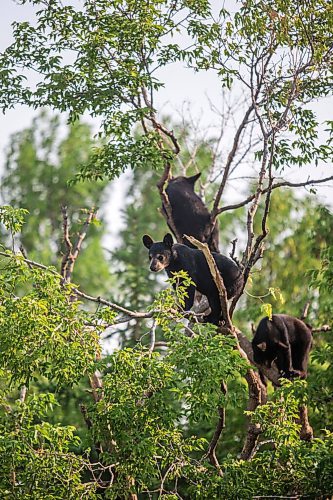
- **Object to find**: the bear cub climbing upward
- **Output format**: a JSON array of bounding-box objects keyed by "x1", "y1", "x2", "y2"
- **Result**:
[
  {"x1": 142, "y1": 233, "x2": 243, "y2": 325},
  {"x1": 162, "y1": 173, "x2": 219, "y2": 252},
  {"x1": 252, "y1": 314, "x2": 312, "y2": 379}
]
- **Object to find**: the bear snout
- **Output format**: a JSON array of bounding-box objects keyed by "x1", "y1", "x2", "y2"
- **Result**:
[{"x1": 150, "y1": 261, "x2": 164, "y2": 272}]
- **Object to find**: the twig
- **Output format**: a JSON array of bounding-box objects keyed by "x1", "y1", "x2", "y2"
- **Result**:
[
  {"x1": 217, "y1": 175, "x2": 333, "y2": 215},
  {"x1": 62, "y1": 207, "x2": 96, "y2": 284},
  {"x1": 61, "y1": 205, "x2": 73, "y2": 279},
  {"x1": 149, "y1": 320, "x2": 157, "y2": 353},
  {"x1": 229, "y1": 238, "x2": 240, "y2": 266},
  {"x1": 0, "y1": 250, "x2": 155, "y2": 319},
  {"x1": 206, "y1": 381, "x2": 227, "y2": 476},
  {"x1": 312, "y1": 325, "x2": 331, "y2": 333},
  {"x1": 251, "y1": 439, "x2": 275, "y2": 458},
  {"x1": 19, "y1": 385, "x2": 27, "y2": 403},
  {"x1": 300, "y1": 302, "x2": 311, "y2": 321},
  {"x1": 211, "y1": 103, "x2": 255, "y2": 218}
]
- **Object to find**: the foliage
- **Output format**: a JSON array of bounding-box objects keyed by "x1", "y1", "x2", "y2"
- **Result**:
[
  {"x1": 86, "y1": 276, "x2": 248, "y2": 496},
  {"x1": 0, "y1": 253, "x2": 101, "y2": 387},
  {"x1": 0, "y1": 392, "x2": 97, "y2": 499},
  {"x1": 192, "y1": 382, "x2": 333, "y2": 499}
]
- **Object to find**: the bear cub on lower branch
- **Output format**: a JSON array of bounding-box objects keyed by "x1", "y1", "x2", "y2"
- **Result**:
[
  {"x1": 252, "y1": 314, "x2": 312, "y2": 379},
  {"x1": 142, "y1": 233, "x2": 243, "y2": 325},
  {"x1": 162, "y1": 173, "x2": 219, "y2": 252}
]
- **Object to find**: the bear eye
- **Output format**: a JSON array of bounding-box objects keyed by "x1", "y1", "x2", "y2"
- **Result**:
[{"x1": 158, "y1": 255, "x2": 164, "y2": 262}]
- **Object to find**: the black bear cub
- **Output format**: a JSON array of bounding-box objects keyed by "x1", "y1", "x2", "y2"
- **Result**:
[
  {"x1": 142, "y1": 233, "x2": 243, "y2": 325},
  {"x1": 252, "y1": 314, "x2": 312, "y2": 379},
  {"x1": 162, "y1": 173, "x2": 219, "y2": 252}
]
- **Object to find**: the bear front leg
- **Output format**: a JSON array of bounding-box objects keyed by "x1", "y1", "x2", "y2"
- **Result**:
[
  {"x1": 204, "y1": 293, "x2": 221, "y2": 326},
  {"x1": 292, "y1": 342, "x2": 311, "y2": 379},
  {"x1": 183, "y1": 284, "x2": 196, "y2": 314},
  {"x1": 276, "y1": 348, "x2": 299, "y2": 379}
]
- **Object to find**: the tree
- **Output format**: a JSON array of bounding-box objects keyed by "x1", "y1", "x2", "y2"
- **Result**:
[
  {"x1": 0, "y1": 0, "x2": 332, "y2": 497},
  {"x1": 1, "y1": 111, "x2": 113, "y2": 295}
]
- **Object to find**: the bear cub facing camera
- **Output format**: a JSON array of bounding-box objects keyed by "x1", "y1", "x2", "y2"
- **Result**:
[
  {"x1": 252, "y1": 314, "x2": 312, "y2": 379},
  {"x1": 162, "y1": 173, "x2": 219, "y2": 252},
  {"x1": 142, "y1": 233, "x2": 243, "y2": 325}
]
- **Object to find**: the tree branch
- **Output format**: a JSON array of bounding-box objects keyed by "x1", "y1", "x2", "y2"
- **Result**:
[
  {"x1": 217, "y1": 174, "x2": 333, "y2": 215},
  {"x1": 185, "y1": 235, "x2": 232, "y2": 327},
  {"x1": 61, "y1": 207, "x2": 96, "y2": 284},
  {"x1": 206, "y1": 381, "x2": 227, "y2": 476}
]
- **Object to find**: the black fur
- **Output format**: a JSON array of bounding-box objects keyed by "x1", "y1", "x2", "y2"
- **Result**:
[
  {"x1": 162, "y1": 173, "x2": 219, "y2": 252},
  {"x1": 142, "y1": 233, "x2": 243, "y2": 325},
  {"x1": 252, "y1": 314, "x2": 312, "y2": 379}
]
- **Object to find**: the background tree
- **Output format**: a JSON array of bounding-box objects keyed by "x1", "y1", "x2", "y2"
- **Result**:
[{"x1": 1, "y1": 111, "x2": 113, "y2": 295}]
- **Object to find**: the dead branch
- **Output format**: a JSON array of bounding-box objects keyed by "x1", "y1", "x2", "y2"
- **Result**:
[
  {"x1": 244, "y1": 137, "x2": 275, "y2": 278},
  {"x1": 298, "y1": 404, "x2": 313, "y2": 441},
  {"x1": 185, "y1": 235, "x2": 232, "y2": 328},
  {"x1": 149, "y1": 320, "x2": 157, "y2": 353},
  {"x1": 89, "y1": 368, "x2": 104, "y2": 403},
  {"x1": 19, "y1": 385, "x2": 27, "y2": 403},
  {"x1": 251, "y1": 439, "x2": 275, "y2": 458},
  {"x1": 229, "y1": 238, "x2": 240, "y2": 266},
  {"x1": 217, "y1": 175, "x2": 333, "y2": 215},
  {"x1": 312, "y1": 325, "x2": 331, "y2": 333},
  {"x1": 300, "y1": 301, "x2": 311, "y2": 320},
  {"x1": 185, "y1": 235, "x2": 268, "y2": 460},
  {"x1": 243, "y1": 134, "x2": 269, "y2": 266},
  {"x1": 211, "y1": 103, "x2": 255, "y2": 219},
  {"x1": 61, "y1": 205, "x2": 73, "y2": 279},
  {"x1": 206, "y1": 381, "x2": 227, "y2": 476},
  {"x1": 61, "y1": 207, "x2": 96, "y2": 283}
]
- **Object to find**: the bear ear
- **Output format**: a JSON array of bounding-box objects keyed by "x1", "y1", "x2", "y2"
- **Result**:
[
  {"x1": 187, "y1": 172, "x2": 201, "y2": 185},
  {"x1": 257, "y1": 342, "x2": 267, "y2": 352},
  {"x1": 163, "y1": 233, "x2": 173, "y2": 248},
  {"x1": 142, "y1": 234, "x2": 154, "y2": 249}
]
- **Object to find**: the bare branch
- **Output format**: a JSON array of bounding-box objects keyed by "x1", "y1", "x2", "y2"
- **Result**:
[
  {"x1": 300, "y1": 302, "x2": 311, "y2": 321},
  {"x1": 0, "y1": 251, "x2": 154, "y2": 319},
  {"x1": 61, "y1": 205, "x2": 73, "y2": 279},
  {"x1": 211, "y1": 103, "x2": 255, "y2": 218},
  {"x1": 206, "y1": 381, "x2": 227, "y2": 476},
  {"x1": 298, "y1": 405, "x2": 313, "y2": 441},
  {"x1": 149, "y1": 320, "x2": 157, "y2": 354},
  {"x1": 217, "y1": 175, "x2": 333, "y2": 215},
  {"x1": 185, "y1": 235, "x2": 232, "y2": 328},
  {"x1": 19, "y1": 385, "x2": 27, "y2": 403},
  {"x1": 62, "y1": 208, "x2": 96, "y2": 284}
]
